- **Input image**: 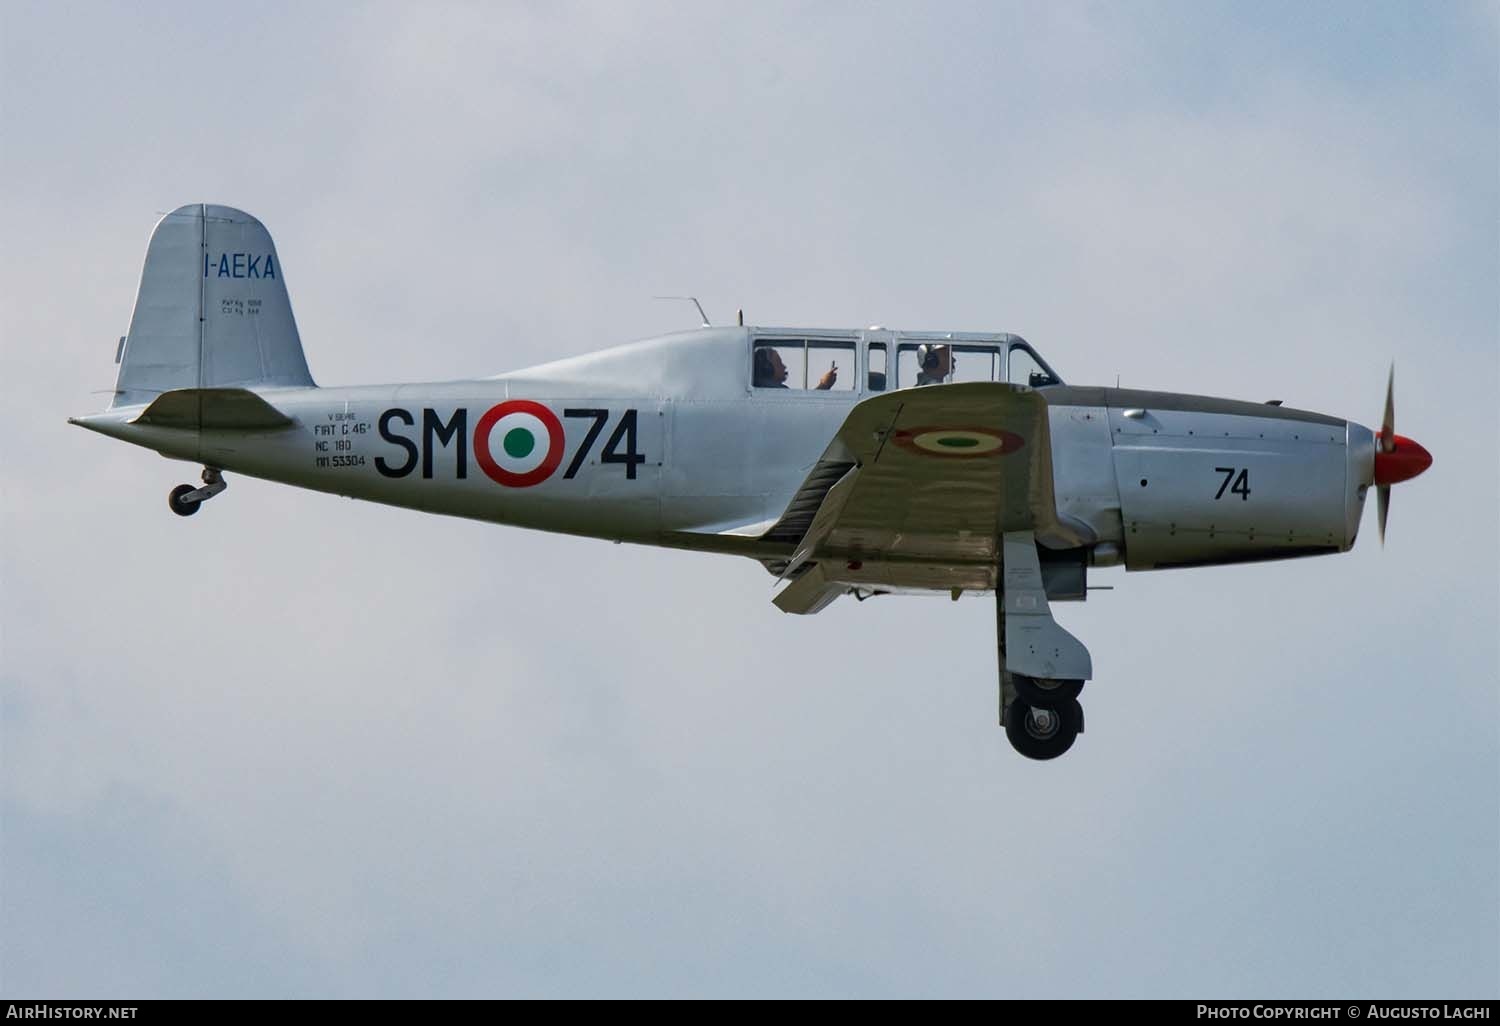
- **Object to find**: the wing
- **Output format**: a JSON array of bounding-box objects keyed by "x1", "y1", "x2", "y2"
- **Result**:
[{"x1": 766, "y1": 382, "x2": 1089, "y2": 613}]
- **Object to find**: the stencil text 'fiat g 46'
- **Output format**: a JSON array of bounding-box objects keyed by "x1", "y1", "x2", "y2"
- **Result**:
[{"x1": 71, "y1": 205, "x2": 1433, "y2": 760}]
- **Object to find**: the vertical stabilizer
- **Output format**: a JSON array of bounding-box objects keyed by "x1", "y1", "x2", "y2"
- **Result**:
[{"x1": 113, "y1": 204, "x2": 315, "y2": 408}]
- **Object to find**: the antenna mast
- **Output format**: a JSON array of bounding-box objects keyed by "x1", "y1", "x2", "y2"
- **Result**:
[{"x1": 653, "y1": 296, "x2": 710, "y2": 327}]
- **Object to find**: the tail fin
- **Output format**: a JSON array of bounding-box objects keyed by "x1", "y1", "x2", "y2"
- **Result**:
[{"x1": 112, "y1": 204, "x2": 316, "y2": 408}]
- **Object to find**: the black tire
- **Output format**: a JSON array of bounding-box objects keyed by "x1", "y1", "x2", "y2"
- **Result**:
[
  {"x1": 168, "y1": 484, "x2": 201, "y2": 517},
  {"x1": 1005, "y1": 697, "x2": 1082, "y2": 761},
  {"x1": 1011, "y1": 673, "x2": 1084, "y2": 705}
]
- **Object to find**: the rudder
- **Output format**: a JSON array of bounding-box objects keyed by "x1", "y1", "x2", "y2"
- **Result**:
[{"x1": 113, "y1": 204, "x2": 315, "y2": 408}]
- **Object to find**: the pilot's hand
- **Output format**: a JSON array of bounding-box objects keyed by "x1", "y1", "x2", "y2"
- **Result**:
[{"x1": 816, "y1": 362, "x2": 838, "y2": 390}]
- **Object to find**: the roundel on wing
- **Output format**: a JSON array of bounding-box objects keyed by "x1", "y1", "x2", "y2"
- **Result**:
[
  {"x1": 474, "y1": 400, "x2": 565, "y2": 486},
  {"x1": 891, "y1": 426, "x2": 1025, "y2": 457}
]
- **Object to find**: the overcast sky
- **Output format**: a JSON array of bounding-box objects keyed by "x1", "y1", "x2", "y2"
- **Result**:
[{"x1": 2, "y1": 1, "x2": 1496, "y2": 998}]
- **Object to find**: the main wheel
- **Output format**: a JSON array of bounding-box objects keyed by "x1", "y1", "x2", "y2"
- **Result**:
[
  {"x1": 168, "y1": 484, "x2": 201, "y2": 517},
  {"x1": 1005, "y1": 697, "x2": 1082, "y2": 761},
  {"x1": 1012, "y1": 673, "x2": 1084, "y2": 705}
]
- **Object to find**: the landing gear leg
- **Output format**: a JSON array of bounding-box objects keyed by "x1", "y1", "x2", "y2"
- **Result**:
[
  {"x1": 168, "y1": 467, "x2": 227, "y2": 517},
  {"x1": 997, "y1": 531, "x2": 1091, "y2": 761}
]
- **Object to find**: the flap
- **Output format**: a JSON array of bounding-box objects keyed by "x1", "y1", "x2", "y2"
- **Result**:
[{"x1": 772, "y1": 564, "x2": 847, "y2": 616}]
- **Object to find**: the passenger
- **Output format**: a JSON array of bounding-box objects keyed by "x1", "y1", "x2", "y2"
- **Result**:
[
  {"x1": 753, "y1": 347, "x2": 788, "y2": 388},
  {"x1": 754, "y1": 347, "x2": 838, "y2": 390},
  {"x1": 915, "y1": 344, "x2": 952, "y2": 386}
]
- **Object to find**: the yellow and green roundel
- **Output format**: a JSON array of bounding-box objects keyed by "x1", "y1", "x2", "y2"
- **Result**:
[{"x1": 892, "y1": 426, "x2": 1025, "y2": 458}]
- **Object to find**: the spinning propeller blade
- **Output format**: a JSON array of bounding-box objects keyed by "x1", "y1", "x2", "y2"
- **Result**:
[
  {"x1": 1370, "y1": 364, "x2": 1431, "y2": 545},
  {"x1": 1381, "y1": 365, "x2": 1396, "y2": 454}
]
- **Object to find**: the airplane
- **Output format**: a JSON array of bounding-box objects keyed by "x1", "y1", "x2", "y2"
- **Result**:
[{"x1": 70, "y1": 204, "x2": 1434, "y2": 760}]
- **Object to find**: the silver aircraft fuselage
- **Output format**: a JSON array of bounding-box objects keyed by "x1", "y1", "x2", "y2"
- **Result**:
[{"x1": 75, "y1": 324, "x2": 1377, "y2": 589}]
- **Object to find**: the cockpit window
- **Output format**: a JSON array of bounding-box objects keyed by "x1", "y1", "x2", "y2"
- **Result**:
[
  {"x1": 897, "y1": 343, "x2": 1001, "y2": 387},
  {"x1": 753, "y1": 339, "x2": 854, "y2": 391},
  {"x1": 1006, "y1": 344, "x2": 1061, "y2": 387},
  {"x1": 808, "y1": 341, "x2": 854, "y2": 391},
  {"x1": 867, "y1": 343, "x2": 888, "y2": 392},
  {"x1": 752, "y1": 341, "x2": 800, "y2": 389}
]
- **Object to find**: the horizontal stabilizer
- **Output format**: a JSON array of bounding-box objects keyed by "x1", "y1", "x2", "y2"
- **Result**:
[{"x1": 131, "y1": 388, "x2": 295, "y2": 430}]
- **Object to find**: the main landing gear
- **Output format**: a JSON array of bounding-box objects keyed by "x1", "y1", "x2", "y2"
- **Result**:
[
  {"x1": 168, "y1": 467, "x2": 227, "y2": 517},
  {"x1": 1004, "y1": 682, "x2": 1085, "y2": 761},
  {"x1": 997, "y1": 531, "x2": 1094, "y2": 761}
]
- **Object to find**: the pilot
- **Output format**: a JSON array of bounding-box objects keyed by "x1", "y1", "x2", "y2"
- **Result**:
[
  {"x1": 753, "y1": 348, "x2": 788, "y2": 388},
  {"x1": 915, "y1": 344, "x2": 952, "y2": 386},
  {"x1": 754, "y1": 347, "x2": 838, "y2": 390}
]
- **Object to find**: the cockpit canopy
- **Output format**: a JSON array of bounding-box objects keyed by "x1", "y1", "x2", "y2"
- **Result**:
[
  {"x1": 497, "y1": 325, "x2": 1063, "y2": 402},
  {"x1": 748, "y1": 329, "x2": 1062, "y2": 394}
]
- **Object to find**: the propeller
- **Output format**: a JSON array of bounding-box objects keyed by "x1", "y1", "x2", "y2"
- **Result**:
[
  {"x1": 1371, "y1": 363, "x2": 1432, "y2": 545},
  {"x1": 1378, "y1": 366, "x2": 1394, "y2": 543}
]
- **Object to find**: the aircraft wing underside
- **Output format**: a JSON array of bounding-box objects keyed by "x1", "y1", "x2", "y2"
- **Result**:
[{"x1": 765, "y1": 382, "x2": 1082, "y2": 613}]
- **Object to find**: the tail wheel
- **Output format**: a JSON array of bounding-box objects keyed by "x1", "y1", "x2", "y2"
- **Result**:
[
  {"x1": 1005, "y1": 697, "x2": 1082, "y2": 761},
  {"x1": 168, "y1": 484, "x2": 201, "y2": 517},
  {"x1": 1011, "y1": 673, "x2": 1084, "y2": 705}
]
